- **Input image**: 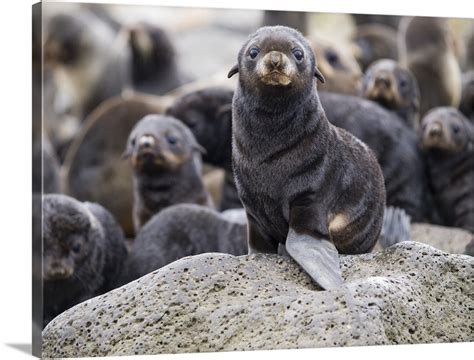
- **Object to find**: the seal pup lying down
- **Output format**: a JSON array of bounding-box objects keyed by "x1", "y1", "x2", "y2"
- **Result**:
[
  {"x1": 122, "y1": 204, "x2": 247, "y2": 284},
  {"x1": 228, "y1": 26, "x2": 385, "y2": 290},
  {"x1": 123, "y1": 114, "x2": 213, "y2": 232}
]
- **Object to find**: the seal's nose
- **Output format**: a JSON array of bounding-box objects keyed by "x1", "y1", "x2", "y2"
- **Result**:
[
  {"x1": 374, "y1": 74, "x2": 391, "y2": 88},
  {"x1": 138, "y1": 135, "x2": 155, "y2": 149},
  {"x1": 428, "y1": 122, "x2": 443, "y2": 138},
  {"x1": 269, "y1": 51, "x2": 282, "y2": 68}
]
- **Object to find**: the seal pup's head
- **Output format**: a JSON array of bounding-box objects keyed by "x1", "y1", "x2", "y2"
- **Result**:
[
  {"x1": 420, "y1": 107, "x2": 473, "y2": 154},
  {"x1": 123, "y1": 114, "x2": 204, "y2": 175},
  {"x1": 166, "y1": 87, "x2": 234, "y2": 167},
  {"x1": 228, "y1": 26, "x2": 324, "y2": 96},
  {"x1": 309, "y1": 37, "x2": 362, "y2": 95},
  {"x1": 42, "y1": 194, "x2": 102, "y2": 281},
  {"x1": 360, "y1": 59, "x2": 420, "y2": 127}
]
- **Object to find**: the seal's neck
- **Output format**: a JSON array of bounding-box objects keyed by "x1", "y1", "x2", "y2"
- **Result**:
[{"x1": 234, "y1": 82, "x2": 326, "y2": 140}]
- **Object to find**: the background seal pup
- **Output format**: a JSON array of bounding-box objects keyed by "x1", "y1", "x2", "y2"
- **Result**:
[
  {"x1": 42, "y1": 194, "x2": 128, "y2": 327},
  {"x1": 122, "y1": 204, "x2": 247, "y2": 284},
  {"x1": 351, "y1": 24, "x2": 398, "y2": 72},
  {"x1": 166, "y1": 87, "x2": 243, "y2": 210},
  {"x1": 308, "y1": 37, "x2": 363, "y2": 96},
  {"x1": 228, "y1": 26, "x2": 385, "y2": 290},
  {"x1": 359, "y1": 59, "x2": 420, "y2": 129},
  {"x1": 399, "y1": 17, "x2": 462, "y2": 117},
  {"x1": 123, "y1": 114, "x2": 213, "y2": 232},
  {"x1": 63, "y1": 95, "x2": 168, "y2": 237},
  {"x1": 419, "y1": 107, "x2": 474, "y2": 232},
  {"x1": 123, "y1": 22, "x2": 191, "y2": 95},
  {"x1": 320, "y1": 92, "x2": 429, "y2": 222}
]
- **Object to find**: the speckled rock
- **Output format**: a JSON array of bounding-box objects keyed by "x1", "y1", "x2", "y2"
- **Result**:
[{"x1": 42, "y1": 242, "x2": 474, "y2": 357}]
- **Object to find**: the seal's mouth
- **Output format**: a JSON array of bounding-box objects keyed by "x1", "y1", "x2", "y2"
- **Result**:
[
  {"x1": 133, "y1": 150, "x2": 168, "y2": 170},
  {"x1": 260, "y1": 70, "x2": 292, "y2": 86},
  {"x1": 421, "y1": 124, "x2": 448, "y2": 151}
]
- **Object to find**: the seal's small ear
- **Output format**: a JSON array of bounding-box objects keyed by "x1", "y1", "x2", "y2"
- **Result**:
[
  {"x1": 121, "y1": 146, "x2": 132, "y2": 160},
  {"x1": 314, "y1": 67, "x2": 325, "y2": 83},
  {"x1": 193, "y1": 143, "x2": 207, "y2": 155},
  {"x1": 228, "y1": 64, "x2": 239, "y2": 78}
]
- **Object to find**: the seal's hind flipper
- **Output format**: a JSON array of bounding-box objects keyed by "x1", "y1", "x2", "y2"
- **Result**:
[
  {"x1": 286, "y1": 229, "x2": 343, "y2": 290},
  {"x1": 378, "y1": 206, "x2": 411, "y2": 249}
]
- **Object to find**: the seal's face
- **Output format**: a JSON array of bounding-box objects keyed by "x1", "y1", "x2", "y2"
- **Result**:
[
  {"x1": 123, "y1": 115, "x2": 203, "y2": 174},
  {"x1": 42, "y1": 195, "x2": 93, "y2": 281},
  {"x1": 228, "y1": 26, "x2": 324, "y2": 93},
  {"x1": 361, "y1": 59, "x2": 419, "y2": 113},
  {"x1": 420, "y1": 107, "x2": 472, "y2": 154},
  {"x1": 311, "y1": 39, "x2": 361, "y2": 95},
  {"x1": 44, "y1": 14, "x2": 85, "y2": 67}
]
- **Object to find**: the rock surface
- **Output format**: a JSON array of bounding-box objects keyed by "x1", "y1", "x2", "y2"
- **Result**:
[{"x1": 42, "y1": 242, "x2": 474, "y2": 358}]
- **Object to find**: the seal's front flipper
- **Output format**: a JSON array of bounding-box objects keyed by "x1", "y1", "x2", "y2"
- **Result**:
[
  {"x1": 378, "y1": 206, "x2": 411, "y2": 249},
  {"x1": 286, "y1": 229, "x2": 343, "y2": 290}
]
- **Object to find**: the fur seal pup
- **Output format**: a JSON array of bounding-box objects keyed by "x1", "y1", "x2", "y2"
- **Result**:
[
  {"x1": 124, "y1": 22, "x2": 191, "y2": 95},
  {"x1": 351, "y1": 24, "x2": 398, "y2": 72},
  {"x1": 308, "y1": 37, "x2": 363, "y2": 95},
  {"x1": 122, "y1": 204, "x2": 247, "y2": 283},
  {"x1": 419, "y1": 107, "x2": 474, "y2": 232},
  {"x1": 459, "y1": 70, "x2": 474, "y2": 122},
  {"x1": 63, "y1": 95, "x2": 168, "y2": 237},
  {"x1": 360, "y1": 59, "x2": 420, "y2": 128},
  {"x1": 399, "y1": 17, "x2": 462, "y2": 117},
  {"x1": 42, "y1": 194, "x2": 127, "y2": 327},
  {"x1": 320, "y1": 92, "x2": 428, "y2": 222},
  {"x1": 166, "y1": 87, "x2": 243, "y2": 210},
  {"x1": 44, "y1": 10, "x2": 126, "y2": 122},
  {"x1": 228, "y1": 26, "x2": 386, "y2": 290},
  {"x1": 123, "y1": 114, "x2": 213, "y2": 232}
]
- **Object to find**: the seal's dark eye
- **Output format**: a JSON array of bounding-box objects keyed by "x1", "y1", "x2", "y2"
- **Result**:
[
  {"x1": 249, "y1": 47, "x2": 260, "y2": 59},
  {"x1": 452, "y1": 124, "x2": 460, "y2": 134},
  {"x1": 166, "y1": 134, "x2": 178, "y2": 145},
  {"x1": 399, "y1": 78, "x2": 407, "y2": 89},
  {"x1": 292, "y1": 49, "x2": 304, "y2": 61},
  {"x1": 325, "y1": 50, "x2": 339, "y2": 66},
  {"x1": 131, "y1": 138, "x2": 136, "y2": 147},
  {"x1": 71, "y1": 243, "x2": 81, "y2": 254}
]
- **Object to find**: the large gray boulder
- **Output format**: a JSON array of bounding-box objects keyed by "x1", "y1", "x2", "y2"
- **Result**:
[{"x1": 42, "y1": 242, "x2": 473, "y2": 358}]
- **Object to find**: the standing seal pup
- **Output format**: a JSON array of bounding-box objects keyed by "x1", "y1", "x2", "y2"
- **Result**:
[
  {"x1": 42, "y1": 194, "x2": 128, "y2": 327},
  {"x1": 123, "y1": 114, "x2": 213, "y2": 232},
  {"x1": 360, "y1": 59, "x2": 420, "y2": 129},
  {"x1": 419, "y1": 107, "x2": 474, "y2": 232},
  {"x1": 228, "y1": 26, "x2": 385, "y2": 290}
]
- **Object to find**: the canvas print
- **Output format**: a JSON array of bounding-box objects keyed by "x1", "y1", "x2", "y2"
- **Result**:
[{"x1": 32, "y1": 1, "x2": 473, "y2": 358}]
